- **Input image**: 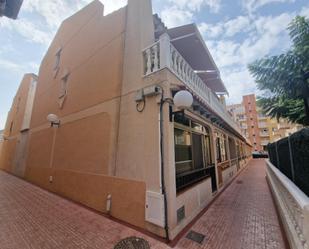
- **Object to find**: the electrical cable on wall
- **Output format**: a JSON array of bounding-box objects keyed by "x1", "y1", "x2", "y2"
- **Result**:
[{"x1": 136, "y1": 99, "x2": 146, "y2": 112}]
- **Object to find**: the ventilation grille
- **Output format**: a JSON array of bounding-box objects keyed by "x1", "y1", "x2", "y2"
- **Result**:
[{"x1": 177, "y1": 206, "x2": 185, "y2": 223}]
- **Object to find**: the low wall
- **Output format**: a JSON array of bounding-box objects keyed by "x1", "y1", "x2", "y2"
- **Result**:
[
  {"x1": 266, "y1": 160, "x2": 309, "y2": 249},
  {"x1": 25, "y1": 167, "x2": 146, "y2": 229},
  {"x1": 222, "y1": 164, "x2": 237, "y2": 184}
]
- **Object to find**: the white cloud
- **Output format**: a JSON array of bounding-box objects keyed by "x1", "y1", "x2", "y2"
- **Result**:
[
  {"x1": 0, "y1": 113, "x2": 8, "y2": 130},
  {"x1": 160, "y1": 0, "x2": 222, "y2": 27},
  {"x1": 100, "y1": 0, "x2": 127, "y2": 14},
  {"x1": 0, "y1": 18, "x2": 53, "y2": 45},
  {"x1": 224, "y1": 16, "x2": 252, "y2": 36},
  {"x1": 254, "y1": 12, "x2": 294, "y2": 36},
  {"x1": 300, "y1": 6, "x2": 309, "y2": 17},
  {"x1": 199, "y1": 22, "x2": 224, "y2": 38},
  {"x1": 242, "y1": 0, "x2": 296, "y2": 14},
  {"x1": 0, "y1": 59, "x2": 22, "y2": 72},
  {"x1": 203, "y1": 12, "x2": 294, "y2": 70},
  {"x1": 167, "y1": 0, "x2": 221, "y2": 13},
  {"x1": 200, "y1": 11, "x2": 299, "y2": 105},
  {"x1": 161, "y1": 6, "x2": 193, "y2": 28},
  {"x1": 0, "y1": 58, "x2": 40, "y2": 73},
  {"x1": 207, "y1": 40, "x2": 241, "y2": 67},
  {"x1": 199, "y1": 15, "x2": 251, "y2": 38},
  {"x1": 223, "y1": 68, "x2": 257, "y2": 104},
  {"x1": 22, "y1": 0, "x2": 77, "y2": 29}
]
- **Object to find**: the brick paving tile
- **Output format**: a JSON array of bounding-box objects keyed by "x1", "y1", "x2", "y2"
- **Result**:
[
  {"x1": 176, "y1": 159, "x2": 288, "y2": 249},
  {"x1": 0, "y1": 159, "x2": 288, "y2": 249}
]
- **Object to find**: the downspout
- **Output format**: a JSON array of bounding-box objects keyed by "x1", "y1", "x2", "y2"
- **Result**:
[{"x1": 159, "y1": 89, "x2": 170, "y2": 241}]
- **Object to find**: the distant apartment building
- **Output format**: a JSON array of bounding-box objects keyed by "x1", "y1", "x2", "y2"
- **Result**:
[
  {"x1": 0, "y1": 130, "x2": 3, "y2": 156},
  {"x1": 0, "y1": 0, "x2": 252, "y2": 240},
  {"x1": 227, "y1": 94, "x2": 302, "y2": 151}
]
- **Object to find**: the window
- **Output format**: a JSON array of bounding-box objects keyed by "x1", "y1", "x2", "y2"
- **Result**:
[
  {"x1": 174, "y1": 129, "x2": 192, "y2": 175},
  {"x1": 174, "y1": 117, "x2": 212, "y2": 191},
  {"x1": 216, "y1": 132, "x2": 227, "y2": 163},
  {"x1": 9, "y1": 121, "x2": 13, "y2": 135},
  {"x1": 53, "y1": 47, "x2": 62, "y2": 78},
  {"x1": 58, "y1": 69, "x2": 70, "y2": 109}
]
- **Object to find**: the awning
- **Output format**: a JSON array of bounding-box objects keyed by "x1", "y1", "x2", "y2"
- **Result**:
[{"x1": 156, "y1": 23, "x2": 228, "y2": 94}]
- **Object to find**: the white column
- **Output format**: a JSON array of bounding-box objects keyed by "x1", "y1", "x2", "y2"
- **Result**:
[{"x1": 159, "y1": 33, "x2": 171, "y2": 69}]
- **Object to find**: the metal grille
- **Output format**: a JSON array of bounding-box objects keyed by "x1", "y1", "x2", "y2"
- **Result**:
[
  {"x1": 177, "y1": 206, "x2": 185, "y2": 223},
  {"x1": 186, "y1": 230, "x2": 206, "y2": 244},
  {"x1": 114, "y1": 237, "x2": 150, "y2": 249},
  {"x1": 176, "y1": 168, "x2": 210, "y2": 192}
]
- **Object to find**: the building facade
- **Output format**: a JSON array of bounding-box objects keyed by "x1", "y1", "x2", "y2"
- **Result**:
[
  {"x1": 0, "y1": 0, "x2": 252, "y2": 240},
  {"x1": 227, "y1": 94, "x2": 302, "y2": 151}
]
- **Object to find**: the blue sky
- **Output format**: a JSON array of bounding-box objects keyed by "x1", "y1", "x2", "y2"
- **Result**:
[{"x1": 0, "y1": 0, "x2": 308, "y2": 129}]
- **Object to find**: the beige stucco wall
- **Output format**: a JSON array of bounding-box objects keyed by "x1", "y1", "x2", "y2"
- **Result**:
[
  {"x1": 0, "y1": 141, "x2": 3, "y2": 160},
  {"x1": 23, "y1": 0, "x2": 153, "y2": 230},
  {"x1": 26, "y1": 1, "x2": 125, "y2": 177},
  {"x1": 0, "y1": 74, "x2": 36, "y2": 174}
]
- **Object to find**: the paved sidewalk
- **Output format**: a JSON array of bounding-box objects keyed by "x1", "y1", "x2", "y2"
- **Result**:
[
  {"x1": 176, "y1": 159, "x2": 288, "y2": 249},
  {"x1": 0, "y1": 159, "x2": 288, "y2": 249}
]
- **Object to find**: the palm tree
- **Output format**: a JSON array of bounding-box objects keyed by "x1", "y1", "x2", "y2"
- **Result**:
[{"x1": 248, "y1": 16, "x2": 309, "y2": 126}]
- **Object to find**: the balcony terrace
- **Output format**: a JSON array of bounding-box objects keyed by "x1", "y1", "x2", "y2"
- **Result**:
[{"x1": 142, "y1": 29, "x2": 241, "y2": 135}]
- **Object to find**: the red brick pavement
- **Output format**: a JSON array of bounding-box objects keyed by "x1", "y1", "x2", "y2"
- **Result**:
[
  {"x1": 176, "y1": 159, "x2": 288, "y2": 249},
  {"x1": 0, "y1": 159, "x2": 288, "y2": 249}
]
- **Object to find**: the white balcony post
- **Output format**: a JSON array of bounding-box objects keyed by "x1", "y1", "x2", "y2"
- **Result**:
[{"x1": 159, "y1": 33, "x2": 171, "y2": 69}]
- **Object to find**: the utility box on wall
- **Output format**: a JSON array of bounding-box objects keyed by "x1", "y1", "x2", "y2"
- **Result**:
[{"x1": 145, "y1": 191, "x2": 165, "y2": 227}]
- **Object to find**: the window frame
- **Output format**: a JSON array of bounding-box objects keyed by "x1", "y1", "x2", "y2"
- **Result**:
[{"x1": 174, "y1": 116, "x2": 213, "y2": 192}]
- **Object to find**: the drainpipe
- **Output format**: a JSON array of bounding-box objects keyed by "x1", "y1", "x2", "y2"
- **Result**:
[{"x1": 159, "y1": 89, "x2": 170, "y2": 241}]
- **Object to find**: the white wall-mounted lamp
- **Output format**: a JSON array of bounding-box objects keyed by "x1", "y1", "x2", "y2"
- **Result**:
[
  {"x1": 169, "y1": 90, "x2": 193, "y2": 121},
  {"x1": 47, "y1": 114, "x2": 60, "y2": 127},
  {"x1": 173, "y1": 90, "x2": 193, "y2": 109}
]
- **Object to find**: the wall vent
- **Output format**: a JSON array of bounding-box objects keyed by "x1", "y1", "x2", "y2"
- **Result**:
[{"x1": 177, "y1": 206, "x2": 185, "y2": 223}]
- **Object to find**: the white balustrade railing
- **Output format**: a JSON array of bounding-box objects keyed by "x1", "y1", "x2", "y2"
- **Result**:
[
  {"x1": 142, "y1": 33, "x2": 241, "y2": 134},
  {"x1": 266, "y1": 160, "x2": 309, "y2": 249}
]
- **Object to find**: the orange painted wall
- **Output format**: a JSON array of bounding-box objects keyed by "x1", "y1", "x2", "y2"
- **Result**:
[
  {"x1": 30, "y1": 2, "x2": 125, "y2": 128},
  {"x1": 22, "y1": 1, "x2": 147, "y2": 229},
  {"x1": 0, "y1": 74, "x2": 36, "y2": 172}
]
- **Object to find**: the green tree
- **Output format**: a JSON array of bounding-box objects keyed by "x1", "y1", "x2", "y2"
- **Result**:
[{"x1": 248, "y1": 16, "x2": 309, "y2": 126}]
